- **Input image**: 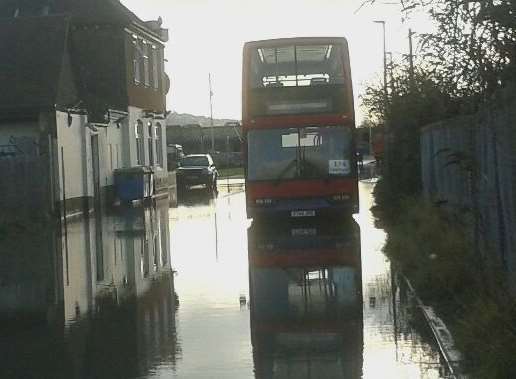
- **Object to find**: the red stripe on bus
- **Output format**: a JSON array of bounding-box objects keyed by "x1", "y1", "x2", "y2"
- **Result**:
[
  {"x1": 243, "y1": 114, "x2": 352, "y2": 129},
  {"x1": 249, "y1": 250, "x2": 359, "y2": 267},
  {"x1": 247, "y1": 179, "x2": 357, "y2": 199},
  {"x1": 253, "y1": 320, "x2": 352, "y2": 333}
]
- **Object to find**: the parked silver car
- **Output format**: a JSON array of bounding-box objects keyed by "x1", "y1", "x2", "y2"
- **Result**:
[{"x1": 176, "y1": 154, "x2": 218, "y2": 192}]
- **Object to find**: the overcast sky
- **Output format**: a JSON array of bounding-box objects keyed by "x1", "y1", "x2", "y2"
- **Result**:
[{"x1": 120, "y1": 0, "x2": 432, "y2": 123}]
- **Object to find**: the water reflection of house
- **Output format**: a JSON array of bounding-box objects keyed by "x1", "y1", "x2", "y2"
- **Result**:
[
  {"x1": 0, "y1": 195, "x2": 173, "y2": 323},
  {"x1": 62, "y1": 200, "x2": 173, "y2": 324},
  {"x1": 62, "y1": 201, "x2": 178, "y2": 377},
  {"x1": 0, "y1": 248, "x2": 179, "y2": 379},
  {"x1": 248, "y1": 221, "x2": 363, "y2": 378},
  {"x1": 0, "y1": 1, "x2": 170, "y2": 219}
]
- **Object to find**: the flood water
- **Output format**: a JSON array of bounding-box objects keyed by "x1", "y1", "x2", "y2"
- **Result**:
[{"x1": 0, "y1": 182, "x2": 449, "y2": 378}]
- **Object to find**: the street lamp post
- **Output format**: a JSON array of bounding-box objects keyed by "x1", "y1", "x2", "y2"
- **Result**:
[{"x1": 386, "y1": 51, "x2": 394, "y2": 93}]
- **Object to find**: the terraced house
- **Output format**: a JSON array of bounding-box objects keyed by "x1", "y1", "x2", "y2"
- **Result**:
[
  {"x1": 0, "y1": 0, "x2": 170, "y2": 218},
  {"x1": 0, "y1": 0, "x2": 171, "y2": 320}
]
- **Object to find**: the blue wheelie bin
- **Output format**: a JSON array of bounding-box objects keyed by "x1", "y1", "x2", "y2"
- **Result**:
[{"x1": 114, "y1": 166, "x2": 154, "y2": 203}]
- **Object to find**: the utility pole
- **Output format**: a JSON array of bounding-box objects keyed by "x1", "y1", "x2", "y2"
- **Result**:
[
  {"x1": 209, "y1": 73, "x2": 214, "y2": 153},
  {"x1": 368, "y1": 121, "x2": 373, "y2": 157},
  {"x1": 374, "y1": 20, "x2": 387, "y2": 109},
  {"x1": 374, "y1": 20, "x2": 388, "y2": 174},
  {"x1": 408, "y1": 29, "x2": 415, "y2": 90}
]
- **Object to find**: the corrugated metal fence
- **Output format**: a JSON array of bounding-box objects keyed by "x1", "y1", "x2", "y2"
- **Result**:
[{"x1": 421, "y1": 102, "x2": 516, "y2": 288}]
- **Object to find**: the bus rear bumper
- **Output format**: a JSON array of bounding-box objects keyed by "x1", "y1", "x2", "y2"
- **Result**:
[{"x1": 247, "y1": 202, "x2": 358, "y2": 221}]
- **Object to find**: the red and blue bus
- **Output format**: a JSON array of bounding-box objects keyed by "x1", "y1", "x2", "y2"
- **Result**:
[{"x1": 242, "y1": 37, "x2": 358, "y2": 219}]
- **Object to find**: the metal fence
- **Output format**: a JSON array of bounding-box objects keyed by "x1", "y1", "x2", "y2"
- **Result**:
[
  {"x1": 0, "y1": 150, "x2": 56, "y2": 316},
  {"x1": 0, "y1": 154, "x2": 49, "y2": 217},
  {"x1": 421, "y1": 102, "x2": 516, "y2": 288},
  {"x1": 166, "y1": 125, "x2": 243, "y2": 168}
]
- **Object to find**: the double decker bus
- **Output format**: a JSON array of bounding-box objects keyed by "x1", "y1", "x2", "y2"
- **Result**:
[{"x1": 242, "y1": 37, "x2": 358, "y2": 219}]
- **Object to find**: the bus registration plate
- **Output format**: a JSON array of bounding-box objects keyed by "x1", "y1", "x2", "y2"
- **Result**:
[
  {"x1": 291, "y1": 210, "x2": 315, "y2": 217},
  {"x1": 291, "y1": 228, "x2": 317, "y2": 236}
]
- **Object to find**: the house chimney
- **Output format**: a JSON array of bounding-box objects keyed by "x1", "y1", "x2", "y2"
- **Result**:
[{"x1": 144, "y1": 18, "x2": 169, "y2": 42}]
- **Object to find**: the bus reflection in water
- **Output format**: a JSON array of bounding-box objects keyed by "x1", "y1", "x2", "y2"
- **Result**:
[{"x1": 247, "y1": 220, "x2": 363, "y2": 379}]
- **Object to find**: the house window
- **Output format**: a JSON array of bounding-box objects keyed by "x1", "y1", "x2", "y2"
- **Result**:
[
  {"x1": 153, "y1": 234, "x2": 159, "y2": 271},
  {"x1": 155, "y1": 123, "x2": 163, "y2": 167},
  {"x1": 148, "y1": 46, "x2": 154, "y2": 88},
  {"x1": 142, "y1": 239, "x2": 149, "y2": 278},
  {"x1": 138, "y1": 39, "x2": 146, "y2": 85},
  {"x1": 143, "y1": 41, "x2": 150, "y2": 87},
  {"x1": 135, "y1": 120, "x2": 144, "y2": 165},
  {"x1": 152, "y1": 47, "x2": 159, "y2": 90},
  {"x1": 132, "y1": 36, "x2": 141, "y2": 84},
  {"x1": 147, "y1": 122, "x2": 154, "y2": 166}
]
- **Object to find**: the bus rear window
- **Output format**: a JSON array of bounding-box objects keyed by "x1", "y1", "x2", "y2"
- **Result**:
[{"x1": 249, "y1": 44, "x2": 346, "y2": 88}]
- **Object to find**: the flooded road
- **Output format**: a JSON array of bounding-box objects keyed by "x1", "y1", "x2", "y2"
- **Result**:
[
  {"x1": 0, "y1": 182, "x2": 449, "y2": 378},
  {"x1": 357, "y1": 184, "x2": 446, "y2": 379}
]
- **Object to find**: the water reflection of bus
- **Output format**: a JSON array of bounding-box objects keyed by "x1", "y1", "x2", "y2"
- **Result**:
[
  {"x1": 248, "y1": 221, "x2": 363, "y2": 378},
  {"x1": 242, "y1": 37, "x2": 358, "y2": 219}
]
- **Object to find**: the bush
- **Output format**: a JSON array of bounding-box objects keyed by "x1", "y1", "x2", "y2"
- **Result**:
[
  {"x1": 383, "y1": 198, "x2": 472, "y2": 307},
  {"x1": 376, "y1": 196, "x2": 516, "y2": 377},
  {"x1": 455, "y1": 297, "x2": 516, "y2": 378}
]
